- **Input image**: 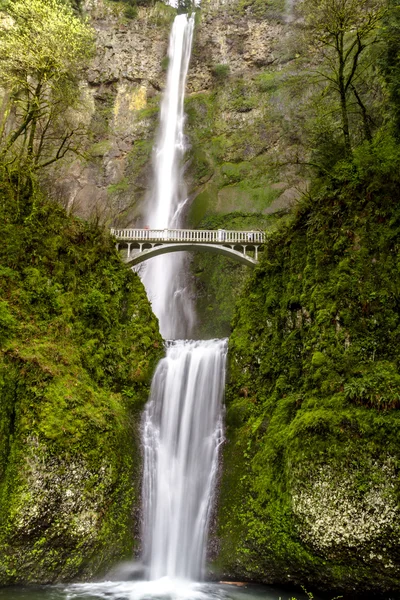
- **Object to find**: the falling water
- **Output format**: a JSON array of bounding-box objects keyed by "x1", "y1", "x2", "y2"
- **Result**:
[
  {"x1": 139, "y1": 12, "x2": 228, "y2": 586},
  {"x1": 141, "y1": 14, "x2": 196, "y2": 340},
  {"x1": 142, "y1": 340, "x2": 227, "y2": 581}
]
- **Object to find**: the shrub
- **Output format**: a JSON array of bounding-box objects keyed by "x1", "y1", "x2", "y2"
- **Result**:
[{"x1": 211, "y1": 63, "x2": 230, "y2": 81}]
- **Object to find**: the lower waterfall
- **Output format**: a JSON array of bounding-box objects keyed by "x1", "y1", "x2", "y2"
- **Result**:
[{"x1": 142, "y1": 339, "x2": 227, "y2": 581}]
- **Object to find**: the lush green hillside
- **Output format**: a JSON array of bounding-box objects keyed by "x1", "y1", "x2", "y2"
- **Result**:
[
  {"x1": 0, "y1": 182, "x2": 162, "y2": 583},
  {"x1": 215, "y1": 136, "x2": 400, "y2": 596}
]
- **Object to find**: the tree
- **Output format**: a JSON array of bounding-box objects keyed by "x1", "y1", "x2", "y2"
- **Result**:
[
  {"x1": 300, "y1": 0, "x2": 386, "y2": 155},
  {"x1": 0, "y1": 0, "x2": 94, "y2": 190},
  {"x1": 380, "y1": 0, "x2": 400, "y2": 136}
]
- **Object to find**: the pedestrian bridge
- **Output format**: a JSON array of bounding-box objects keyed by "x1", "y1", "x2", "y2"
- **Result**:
[{"x1": 111, "y1": 228, "x2": 266, "y2": 267}]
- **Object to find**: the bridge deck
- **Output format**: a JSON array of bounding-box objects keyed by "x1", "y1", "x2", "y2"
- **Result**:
[{"x1": 111, "y1": 228, "x2": 265, "y2": 244}]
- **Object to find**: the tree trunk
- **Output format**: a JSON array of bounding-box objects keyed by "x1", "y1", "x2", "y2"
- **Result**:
[
  {"x1": 337, "y1": 32, "x2": 352, "y2": 156},
  {"x1": 352, "y1": 85, "x2": 373, "y2": 142},
  {"x1": 27, "y1": 80, "x2": 43, "y2": 159}
]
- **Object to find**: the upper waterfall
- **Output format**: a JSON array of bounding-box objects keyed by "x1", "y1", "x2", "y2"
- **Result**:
[{"x1": 141, "y1": 14, "x2": 195, "y2": 340}]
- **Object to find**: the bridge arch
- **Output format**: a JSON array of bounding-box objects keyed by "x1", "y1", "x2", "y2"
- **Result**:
[
  {"x1": 112, "y1": 228, "x2": 265, "y2": 267},
  {"x1": 123, "y1": 242, "x2": 258, "y2": 267}
]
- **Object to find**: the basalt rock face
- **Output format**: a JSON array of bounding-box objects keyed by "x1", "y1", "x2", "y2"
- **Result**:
[
  {"x1": 50, "y1": 0, "x2": 172, "y2": 225},
  {"x1": 52, "y1": 0, "x2": 302, "y2": 228},
  {"x1": 214, "y1": 167, "x2": 400, "y2": 596}
]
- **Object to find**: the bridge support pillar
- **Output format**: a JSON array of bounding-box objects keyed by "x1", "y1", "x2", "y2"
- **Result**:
[
  {"x1": 127, "y1": 243, "x2": 132, "y2": 258},
  {"x1": 255, "y1": 247, "x2": 258, "y2": 261}
]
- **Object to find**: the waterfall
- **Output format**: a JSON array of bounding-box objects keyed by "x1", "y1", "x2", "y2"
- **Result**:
[
  {"x1": 142, "y1": 340, "x2": 227, "y2": 581},
  {"x1": 141, "y1": 14, "x2": 196, "y2": 340},
  {"x1": 139, "y1": 13, "x2": 228, "y2": 585}
]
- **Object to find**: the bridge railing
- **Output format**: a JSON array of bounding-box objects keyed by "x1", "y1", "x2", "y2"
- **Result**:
[{"x1": 111, "y1": 228, "x2": 266, "y2": 244}]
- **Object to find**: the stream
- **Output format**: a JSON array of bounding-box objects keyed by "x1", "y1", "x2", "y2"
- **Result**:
[{"x1": 0, "y1": 582, "x2": 315, "y2": 600}]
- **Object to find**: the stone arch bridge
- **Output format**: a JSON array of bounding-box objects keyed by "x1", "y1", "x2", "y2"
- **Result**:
[{"x1": 111, "y1": 228, "x2": 266, "y2": 267}]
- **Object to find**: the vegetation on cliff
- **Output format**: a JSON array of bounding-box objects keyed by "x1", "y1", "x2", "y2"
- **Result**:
[
  {"x1": 0, "y1": 0, "x2": 95, "y2": 188},
  {"x1": 217, "y1": 135, "x2": 400, "y2": 595},
  {"x1": 0, "y1": 178, "x2": 162, "y2": 583},
  {"x1": 215, "y1": 0, "x2": 400, "y2": 596},
  {"x1": 0, "y1": 0, "x2": 162, "y2": 584}
]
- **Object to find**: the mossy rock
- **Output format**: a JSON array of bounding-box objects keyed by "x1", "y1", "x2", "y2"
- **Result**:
[
  {"x1": 0, "y1": 191, "x2": 163, "y2": 583},
  {"x1": 215, "y1": 147, "x2": 400, "y2": 596}
]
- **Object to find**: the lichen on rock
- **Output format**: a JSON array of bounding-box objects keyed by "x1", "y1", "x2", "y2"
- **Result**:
[{"x1": 292, "y1": 458, "x2": 399, "y2": 561}]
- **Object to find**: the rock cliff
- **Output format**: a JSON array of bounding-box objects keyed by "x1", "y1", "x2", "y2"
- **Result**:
[
  {"x1": 214, "y1": 149, "x2": 400, "y2": 596},
  {"x1": 51, "y1": 0, "x2": 302, "y2": 229},
  {"x1": 0, "y1": 191, "x2": 163, "y2": 583}
]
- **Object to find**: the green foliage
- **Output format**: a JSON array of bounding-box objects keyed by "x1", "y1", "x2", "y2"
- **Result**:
[
  {"x1": 124, "y1": 3, "x2": 137, "y2": 18},
  {"x1": 107, "y1": 0, "x2": 159, "y2": 18},
  {"x1": 0, "y1": 301, "x2": 16, "y2": 347},
  {"x1": 161, "y1": 55, "x2": 170, "y2": 71},
  {"x1": 380, "y1": 0, "x2": 400, "y2": 136},
  {"x1": 216, "y1": 139, "x2": 400, "y2": 595},
  {"x1": 297, "y1": 0, "x2": 386, "y2": 155},
  {"x1": 0, "y1": 0, "x2": 95, "y2": 190},
  {"x1": 211, "y1": 63, "x2": 230, "y2": 81},
  {"x1": 0, "y1": 178, "x2": 162, "y2": 583},
  {"x1": 107, "y1": 177, "x2": 130, "y2": 195},
  {"x1": 234, "y1": 0, "x2": 285, "y2": 19},
  {"x1": 255, "y1": 71, "x2": 281, "y2": 93},
  {"x1": 147, "y1": 1, "x2": 177, "y2": 26},
  {"x1": 108, "y1": 0, "x2": 156, "y2": 7},
  {"x1": 344, "y1": 361, "x2": 400, "y2": 410},
  {"x1": 192, "y1": 212, "x2": 276, "y2": 338}
]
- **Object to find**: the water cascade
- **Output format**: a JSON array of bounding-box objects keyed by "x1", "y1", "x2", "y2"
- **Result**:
[
  {"x1": 141, "y1": 13, "x2": 196, "y2": 340},
  {"x1": 142, "y1": 340, "x2": 227, "y2": 581},
  {"x1": 139, "y1": 12, "x2": 227, "y2": 586}
]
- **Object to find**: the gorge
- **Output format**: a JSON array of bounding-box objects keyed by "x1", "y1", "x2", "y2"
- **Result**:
[{"x1": 0, "y1": 0, "x2": 400, "y2": 599}]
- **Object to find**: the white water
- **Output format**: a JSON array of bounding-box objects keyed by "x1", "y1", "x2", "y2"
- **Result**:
[
  {"x1": 141, "y1": 14, "x2": 196, "y2": 340},
  {"x1": 142, "y1": 339, "x2": 227, "y2": 581},
  {"x1": 138, "y1": 12, "x2": 228, "y2": 589}
]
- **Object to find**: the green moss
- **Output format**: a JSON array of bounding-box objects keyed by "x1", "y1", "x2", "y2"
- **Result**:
[
  {"x1": 127, "y1": 139, "x2": 154, "y2": 185},
  {"x1": 229, "y1": 0, "x2": 286, "y2": 19},
  {"x1": 89, "y1": 140, "x2": 113, "y2": 157},
  {"x1": 255, "y1": 71, "x2": 282, "y2": 93},
  {"x1": 215, "y1": 140, "x2": 400, "y2": 595},
  {"x1": 148, "y1": 1, "x2": 176, "y2": 26},
  {"x1": 0, "y1": 188, "x2": 163, "y2": 584},
  {"x1": 211, "y1": 63, "x2": 230, "y2": 81},
  {"x1": 185, "y1": 79, "x2": 286, "y2": 220},
  {"x1": 107, "y1": 177, "x2": 130, "y2": 195},
  {"x1": 192, "y1": 213, "x2": 276, "y2": 338}
]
